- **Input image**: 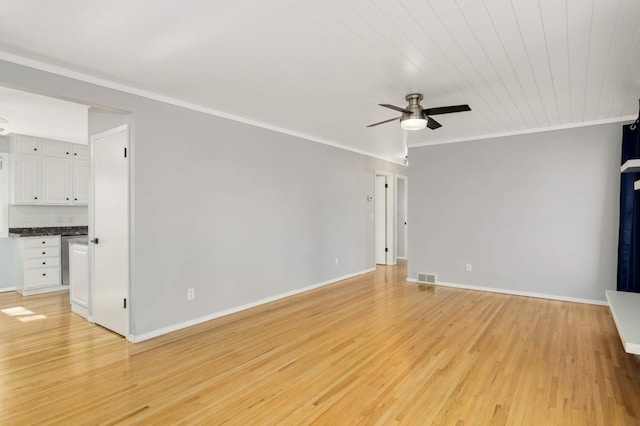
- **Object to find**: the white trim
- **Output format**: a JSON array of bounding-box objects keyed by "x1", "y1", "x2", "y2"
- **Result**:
[
  {"x1": 395, "y1": 174, "x2": 408, "y2": 261},
  {"x1": 0, "y1": 51, "x2": 405, "y2": 165},
  {"x1": 406, "y1": 278, "x2": 608, "y2": 306},
  {"x1": 0, "y1": 51, "x2": 630, "y2": 162},
  {"x1": 0, "y1": 152, "x2": 8, "y2": 237},
  {"x1": 408, "y1": 116, "x2": 636, "y2": 148},
  {"x1": 129, "y1": 267, "x2": 376, "y2": 343},
  {"x1": 0, "y1": 286, "x2": 16, "y2": 292},
  {"x1": 374, "y1": 171, "x2": 395, "y2": 265},
  {"x1": 18, "y1": 284, "x2": 70, "y2": 296}
]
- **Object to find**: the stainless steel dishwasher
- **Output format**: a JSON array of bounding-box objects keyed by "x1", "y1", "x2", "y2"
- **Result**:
[{"x1": 62, "y1": 235, "x2": 88, "y2": 285}]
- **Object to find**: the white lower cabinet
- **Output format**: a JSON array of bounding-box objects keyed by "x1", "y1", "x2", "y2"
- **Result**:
[
  {"x1": 14, "y1": 236, "x2": 64, "y2": 295},
  {"x1": 69, "y1": 242, "x2": 89, "y2": 318}
]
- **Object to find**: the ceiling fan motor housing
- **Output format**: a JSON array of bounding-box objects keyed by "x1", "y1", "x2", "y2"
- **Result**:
[{"x1": 401, "y1": 93, "x2": 428, "y2": 128}]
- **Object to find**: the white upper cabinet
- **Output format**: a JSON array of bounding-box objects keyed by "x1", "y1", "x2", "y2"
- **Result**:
[
  {"x1": 41, "y1": 140, "x2": 71, "y2": 158},
  {"x1": 72, "y1": 144, "x2": 88, "y2": 160},
  {"x1": 71, "y1": 161, "x2": 89, "y2": 204},
  {"x1": 14, "y1": 135, "x2": 40, "y2": 154},
  {"x1": 41, "y1": 158, "x2": 71, "y2": 204},
  {"x1": 10, "y1": 134, "x2": 88, "y2": 206},
  {"x1": 11, "y1": 154, "x2": 39, "y2": 203}
]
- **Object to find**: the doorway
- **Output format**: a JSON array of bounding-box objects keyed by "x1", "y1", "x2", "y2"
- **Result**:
[
  {"x1": 375, "y1": 171, "x2": 395, "y2": 265},
  {"x1": 396, "y1": 175, "x2": 408, "y2": 260}
]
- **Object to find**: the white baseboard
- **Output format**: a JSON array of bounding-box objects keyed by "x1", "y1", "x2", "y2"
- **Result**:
[
  {"x1": 0, "y1": 286, "x2": 16, "y2": 293},
  {"x1": 18, "y1": 285, "x2": 70, "y2": 296},
  {"x1": 406, "y1": 278, "x2": 608, "y2": 306},
  {"x1": 397, "y1": 257, "x2": 407, "y2": 260},
  {"x1": 131, "y1": 267, "x2": 376, "y2": 343}
]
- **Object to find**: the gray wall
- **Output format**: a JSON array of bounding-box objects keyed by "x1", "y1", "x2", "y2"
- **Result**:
[
  {"x1": 88, "y1": 107, "x2": 131, "y2": 135},
  {"x1": 0, "y1": 59, "x2": 404, "y2": 336},
  {"x1": 0, "y1": 239, "x2": 13, "y2": 289},
  {"x1": 0, "y1": 135, "x2": 9, "y2": 152},
  {"x1": 408, "y1": 123, "x2": 622, "y2": 303}
]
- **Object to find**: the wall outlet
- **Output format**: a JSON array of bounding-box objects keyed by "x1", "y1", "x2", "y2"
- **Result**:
[
  {"x1": 187, "y1": 288, "x2": 195, "y2": 301},
  {"x1": 334, "y1": 257, "x2": 340, "y2": 266},
  {"x1": 465, "y1": 264, "x2": 472, "y2": 272}
]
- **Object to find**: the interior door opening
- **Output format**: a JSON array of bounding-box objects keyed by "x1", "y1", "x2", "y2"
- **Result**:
[
  {"x1": 375, "y1": 172, "x2": 395, "y2": 265},
  {"x1": 396, "y1": 175, "x2": 407, "y2": 260}
]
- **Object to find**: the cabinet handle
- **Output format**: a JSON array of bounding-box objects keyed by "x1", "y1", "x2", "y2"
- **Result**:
[
  {"x1": 42, "y1": 262, "x2": 46, "y2": 265},
  {"x1": 74, "y1": 153, "x2": 77, "y2": 156},
  {"x1": 42, "y1": 251, "x2": 45, "y2": 255},
  {"x1": 66, "y1": 197, "x2": 69, "y2": 200},
  {"x1": 34, "y1": 148, "x2": 37, "y2": 151},
  {"x1": 66, "y1": 152, "x2": 69, "y2": 155},
  {"x1": 74, "y1": 198, "x2": 77, "y2": 201},
  {"x1": 42, "y1": 241, "x2": 46, "y2": 244},
  {"x1": 42, "y1": 273, "x2": 46, "y2": 276},
  {"x1": 34, "y1": 197, "x2": 38, "y2": 200}
]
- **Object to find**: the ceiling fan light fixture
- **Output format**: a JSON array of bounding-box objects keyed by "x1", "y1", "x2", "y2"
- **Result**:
[
  {"x1": 400, "y1": 117, "x2": 427, "y2": 130},
  {"x1": 368, "y1": 92, "x2": 470, "y2": 130}
]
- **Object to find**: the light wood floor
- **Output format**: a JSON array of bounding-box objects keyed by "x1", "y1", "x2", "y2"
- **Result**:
[{"x1": 1, "y1": 261, "x2": 639, "y2": 425}]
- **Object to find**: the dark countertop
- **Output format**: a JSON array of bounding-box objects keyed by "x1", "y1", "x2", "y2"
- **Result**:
[{"x1": 9, "y1": 226, "x2": 89, "y2": 237}]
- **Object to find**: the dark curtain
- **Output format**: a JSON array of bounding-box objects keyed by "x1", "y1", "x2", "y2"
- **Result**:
[{"x1": 617, "y1": 122, "x2": 640, "y2": 292}]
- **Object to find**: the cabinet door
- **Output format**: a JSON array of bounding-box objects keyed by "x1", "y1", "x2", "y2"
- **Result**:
[
  {"x1": 69, "y1": 244, "x2": 89, "y2": 307},
  {"x1": 41, "y1": 158, "x2": 71, "y2": 204},
  {"x1": 42, "y1": 140, "x2": 71, "y2": 158},
  {"x1": 14, "y1": 136, "x2": 40, "y2": 154},
  {"x1": 72, "y1": 144, "x2": 89, "y2": 160},
  {"x1": 72, "y1": 161, "x2": 89, "y2": 204},
  {"x1": 12, "y1": 155, "x2": 39, "y2": 203}
]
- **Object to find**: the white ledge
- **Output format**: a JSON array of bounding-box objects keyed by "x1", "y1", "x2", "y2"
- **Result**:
[
  {"x1": 606, "y1": 290, "x2": 640, "y2": 355},
  {"x1": 621, "y1": 159, "x2": 640, "y2": 173}
]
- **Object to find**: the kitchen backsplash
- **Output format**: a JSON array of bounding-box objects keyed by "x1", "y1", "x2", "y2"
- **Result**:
[{"x1": 9, "y1": 205, "x2": 88, "y2": 228}]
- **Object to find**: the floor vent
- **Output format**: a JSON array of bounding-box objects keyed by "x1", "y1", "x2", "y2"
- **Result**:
[{"x1": 417, "y1": 272, "x2": 436, "y2": 284}]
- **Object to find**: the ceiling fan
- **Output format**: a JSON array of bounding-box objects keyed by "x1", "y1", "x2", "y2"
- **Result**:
[{"x1": 367, "y1": 93, "x2": 471, "y2": 130}]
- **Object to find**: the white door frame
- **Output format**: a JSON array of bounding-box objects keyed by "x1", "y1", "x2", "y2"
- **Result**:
[
  {"x1": 89, "y1": 124, "x2": 131, "y2": 338},
  {"x1": 396, "y1": 175, "x2": 408, "y2": 260},
  {"x1": 375, "y1": 170, "x2": 396, "y2": 265}
]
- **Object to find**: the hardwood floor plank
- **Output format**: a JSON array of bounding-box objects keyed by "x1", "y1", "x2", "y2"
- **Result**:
[{"x1": 1, "y1": 261, "x2": 639, "y2": 424}]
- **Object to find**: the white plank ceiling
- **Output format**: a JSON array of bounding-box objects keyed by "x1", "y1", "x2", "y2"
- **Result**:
[{"x1": 0, "y1": 0, "x2": 638, "y2": 163}]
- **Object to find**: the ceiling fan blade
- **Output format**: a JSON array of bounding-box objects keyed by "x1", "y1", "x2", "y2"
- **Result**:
[
  {"x1": 427, "y1": 117, "x2": 442, "y2": 130},
  {"x1": 366, "y1": 116, "x2": 401, "y2": 127},
  {"x1": 424, "y1": 104, "x2": 471, "y2": 115},
  {"x1": 379, "y1": 104, "x2": 411, "y2": 113}
]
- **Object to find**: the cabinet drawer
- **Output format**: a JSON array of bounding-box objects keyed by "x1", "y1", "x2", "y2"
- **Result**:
[
  {"x1": 25, "y1": 257, "x2": 60, "y2": 268},
  {"x1": 24, "y1": 267, "x2": 60, "y2": 289},
  {"x1": 25, "y1": 247, "x2": 60, "y2": 259},
  {"x1": 24, "y1": 236, "x2": 60, "y2": 248}
]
